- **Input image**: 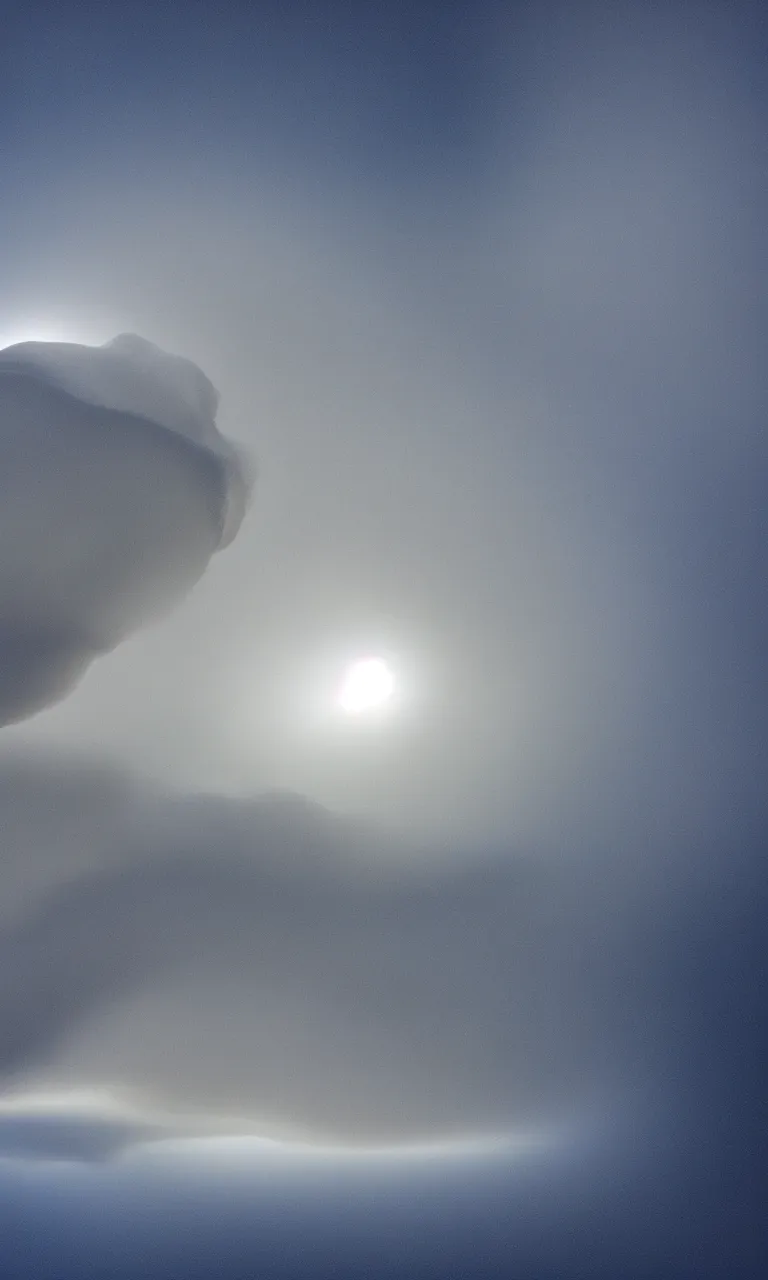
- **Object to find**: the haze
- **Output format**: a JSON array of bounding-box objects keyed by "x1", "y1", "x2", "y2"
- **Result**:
[{"x1": 0, "y1": 2, "x2": 765, "y2": 1276}]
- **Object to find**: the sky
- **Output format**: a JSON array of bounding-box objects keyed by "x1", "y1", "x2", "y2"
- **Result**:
[{"x1": 0, "y1": 1, "x2": 766, "y2": 1276}]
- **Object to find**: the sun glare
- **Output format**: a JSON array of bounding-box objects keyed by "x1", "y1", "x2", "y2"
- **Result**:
[{"x1": 337, "y1": 657, "x2": 395, "y2": 714}]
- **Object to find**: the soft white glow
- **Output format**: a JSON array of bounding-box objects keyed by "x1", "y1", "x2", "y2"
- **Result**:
[
  {"x1": 337, "y1": 657, "x2": 395, "y2": 714},
  {"x1": 0, "y1": 1090, "x2": 569, "y2": 1168},
  {"x1": 0, "y1": 316, "x2": 112, "y2": 352}
]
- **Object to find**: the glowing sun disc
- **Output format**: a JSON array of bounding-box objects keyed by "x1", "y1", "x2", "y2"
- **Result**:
[{"x1": 338, "y1": 657, "x2": 395, "y2": 714}]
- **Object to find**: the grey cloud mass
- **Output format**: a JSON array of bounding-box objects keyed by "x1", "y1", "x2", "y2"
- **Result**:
[
  {"x1": 0, "y1": 750, "x2": 753, "y2": 1151},
  {"x1": 0, "y1": 334, "x2": 249, "y2": 726},
  {"x1": 0, "y1": 756, "x2": 573, "y2": 1143}
]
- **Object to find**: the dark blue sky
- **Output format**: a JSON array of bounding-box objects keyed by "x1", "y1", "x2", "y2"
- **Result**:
[{"x1": 0, "y1": 1, "x2": 766, "y2": 1276}]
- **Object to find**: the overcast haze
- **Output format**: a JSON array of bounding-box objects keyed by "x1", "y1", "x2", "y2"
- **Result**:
[
  {"x1": 1, "y1": 1, "x2": 761, "y2": 857},
  {"x1": 0, "y1": 1, "x2": 766, "y2": 1276}
]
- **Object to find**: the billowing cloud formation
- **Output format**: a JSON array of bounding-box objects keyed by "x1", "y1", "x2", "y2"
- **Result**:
[
  {"x1": 1, "y1": 751, "x2": 761, "y2": 1152},
  {"x1": 0, "y1": 334, "x2": 249, "y2": 725}
]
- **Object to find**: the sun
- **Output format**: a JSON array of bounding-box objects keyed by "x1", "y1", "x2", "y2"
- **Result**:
[{"x1": 337, "y1": 657, "x2": 395, "y2": 714}]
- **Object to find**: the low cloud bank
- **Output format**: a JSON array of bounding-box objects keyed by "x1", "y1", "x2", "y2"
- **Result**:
[{"x1": 0, "y1": 752, "x2": 763, "y2": 1152}]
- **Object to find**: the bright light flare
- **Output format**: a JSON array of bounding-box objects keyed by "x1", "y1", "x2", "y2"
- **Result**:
[{"x1": 337, "y1": 657, "x2": 395, "y2": 714}]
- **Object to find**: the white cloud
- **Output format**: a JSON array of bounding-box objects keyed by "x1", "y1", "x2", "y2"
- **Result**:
[{"x1": 0, "y1": 334, "x2": 250, "y2": 726}]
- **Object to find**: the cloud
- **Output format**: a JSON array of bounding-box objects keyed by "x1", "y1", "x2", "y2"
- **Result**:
[
  {"x1": 0, "y1": 753, "x2": 622, "y2": 1144},
  {"x1": 0, "y1": 1103, "x2": 163, "y2": 1165},
  {"x1": 0, "y1": 751, "x2": 762, "y2": 1155},
  {"x1": 0, "y1": 334, "x2": 250, "y2": 726}
]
